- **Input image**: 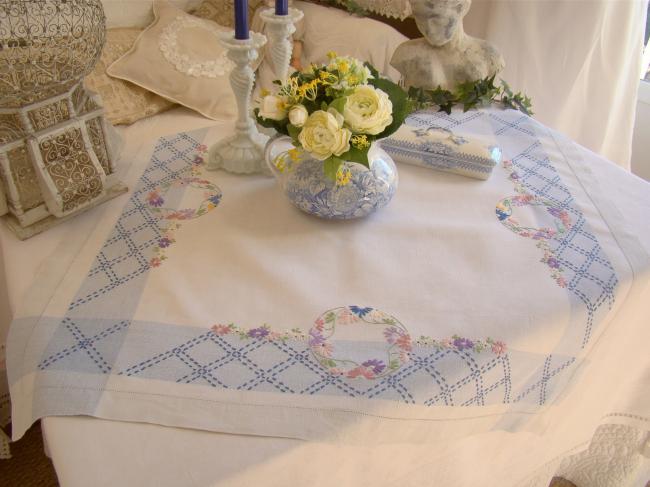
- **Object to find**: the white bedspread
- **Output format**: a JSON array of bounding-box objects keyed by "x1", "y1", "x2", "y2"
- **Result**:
[{"x1": 3, "y1": 107, "x2": 650, "y2": 485}]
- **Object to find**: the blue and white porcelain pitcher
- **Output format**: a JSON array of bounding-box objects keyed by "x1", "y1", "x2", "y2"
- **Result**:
[{"x1": 264, "y1": 136, "x2": 398, "y2": 220}]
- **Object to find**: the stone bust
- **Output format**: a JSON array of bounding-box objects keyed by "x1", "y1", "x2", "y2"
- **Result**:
[{"x1": 391, "y1": 0, "x2": 505, "y2": 90}]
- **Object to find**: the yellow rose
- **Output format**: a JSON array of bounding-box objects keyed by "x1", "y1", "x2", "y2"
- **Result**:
[
  {"x1": 298, "y1": 110, "x2": 351, "y2": 161},
  {"x1": 343, "y1": 85, "x2": 393, "y2": 135},
  {"x1": 259, "y1": 94, "x2": 288, "y2": 121}
]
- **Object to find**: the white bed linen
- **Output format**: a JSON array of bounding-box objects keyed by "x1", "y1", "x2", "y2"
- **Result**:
[{"x1": 3, "y1": 107, "x2": 650, "y2": 486}]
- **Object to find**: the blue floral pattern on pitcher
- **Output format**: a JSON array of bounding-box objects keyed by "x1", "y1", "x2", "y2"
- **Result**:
[{"x1": 265, "y1": 136, "x2": 398, "y2": 220}]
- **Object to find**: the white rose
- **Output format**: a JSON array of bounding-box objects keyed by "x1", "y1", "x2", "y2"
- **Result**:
[
  {"x1": 298, "y1": 110, "x2": 351, "y2": 160},
  {"x1": 288, "y1": 104, "x2": 308, "y2": 127},
  {"x1": 343, "y1": 85, "x2": 393, "y2": 135},
  {"x1": 259, "y1": 95, "x2": 288, "y2": 121}
]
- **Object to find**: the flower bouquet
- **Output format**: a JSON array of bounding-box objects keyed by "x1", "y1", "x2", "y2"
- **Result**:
[{"x1": 255, "y1": 53, "x2": 410, "y2": 183}]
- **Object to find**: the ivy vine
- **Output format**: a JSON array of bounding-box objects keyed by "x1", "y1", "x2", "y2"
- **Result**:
[{"x1": 407, "y1": 76, "x2": 533, "y2": 116}]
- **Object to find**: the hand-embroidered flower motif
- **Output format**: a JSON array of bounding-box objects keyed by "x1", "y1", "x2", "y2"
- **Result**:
[
  {"x1": 248, "y1": 327, "x2": 270, "y2": 339},
  {"x1": 145, "y1": 144, "x2": 222, "y2": 269},
  {"x1": 497, "y1": 160, "x2": 573, "y2": 289},
  {"x1": 206, "y1": 307, "x2": 507, "y2": 378}
]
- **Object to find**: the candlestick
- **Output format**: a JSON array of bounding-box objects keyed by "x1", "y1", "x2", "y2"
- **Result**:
[
  {"x1": 234, "y1": 0, "x2": 249, "y2": 40},
  {"x1": 275, "y1": 0, "x2": 288, "y2": 15},
  {"x1": 207, "y1": 31, "x2": 269, "y2": 175},
  {"x1": 260, "y1": 7, "x2": 304, "y2": 82}
]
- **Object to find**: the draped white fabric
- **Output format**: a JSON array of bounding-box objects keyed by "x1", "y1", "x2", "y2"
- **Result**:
[
  {"x1": 464, "y1": 0, "x2": 648, "y2": 169},
  {"x1": 337, "y1": 0, "x2": 648, "y2": 168}
]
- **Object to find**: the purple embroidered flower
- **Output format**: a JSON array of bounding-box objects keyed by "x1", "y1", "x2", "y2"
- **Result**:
[
  {"x1": 193, "y1": 155, "x2": 204, "y2": 165},
  {"x1": 361, "y1": 359, "x2": 386, "y2": 375},
  {"x1": 248, "y1": 327, "x2": 269, "y2": 338},
  {"x1": 383, "y1": 326, "x2": 399, "y2": 344},
  {"x1": 147, "y1": 191, "x2": 164, "y2": 207},
  {"x1": 208, "y1": 194, "x2": 221, "y2": 205},
  {"x1": 158, "y1": 237, "x2": 172, "y2": 248},
  {"x1": 308, "y1": 329, "x2": 326, "y2": 347},
  {"x1": 546, "y1": 257, "x2": 560, "y2": 269},
  {"x1": 453, "y1": 337, "x2": 474, "y2": 351}
]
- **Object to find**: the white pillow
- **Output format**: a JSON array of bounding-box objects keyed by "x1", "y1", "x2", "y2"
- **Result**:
[
  {"x1": 255, "y1": 2, "x2": 407, "y2": 91},
  {"x1": 297, "y1": 1, "x2": 407, "y2": 82},
  {"x1": 101, "y1": 0, "x2": 203, "y2": 28},
  {"x1": 107, "y1": 0, "x2": 237, "y2": 121}
]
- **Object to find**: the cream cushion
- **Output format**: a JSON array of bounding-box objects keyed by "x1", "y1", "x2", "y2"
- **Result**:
[
  {"x1": 85, "y1": 28, "x2": 175, "y2": 125},
  {"x1": 107, "y1": 0, "x2": 237, "y2": 121},
  {"x1": 101, "y1": 0, "x2": 203, "y2": 28},
  {"x1": 191, "y1": 0, "x2": 267, "y2": 28}
]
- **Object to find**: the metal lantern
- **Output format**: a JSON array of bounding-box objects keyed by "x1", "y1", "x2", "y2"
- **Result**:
[{"x1": 0, "y1": 0, "x2": 126, "y2": 239}]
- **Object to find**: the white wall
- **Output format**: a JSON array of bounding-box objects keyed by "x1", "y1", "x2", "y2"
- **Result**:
[{"x1": 631, "y1": 81, "x2": 650, "y2": 182}]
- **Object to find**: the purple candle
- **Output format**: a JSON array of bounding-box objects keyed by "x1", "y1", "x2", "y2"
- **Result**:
[
  {"x1": 234, "y1": 0, "x2": 249, "y2": 40},
  {"x1": 275, "y1": 0, "x2": 288, "y2": 15}
]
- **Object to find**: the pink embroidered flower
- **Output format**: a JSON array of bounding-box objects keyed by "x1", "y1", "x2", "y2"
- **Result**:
[
  {"x1": 314, "y1": 317, "x2": 325, "y2": 331},
  {"x1": 346, "y1": 366, "x2": 376, "y2": 379},
  {"x1": 312, "y1": 341, "x2": 333, "y2": 357},
  {"x1": 556, "y1": 277, "x2": 567, "y2": 288},
  {"x1": 193, "y1": 155, "x2": 204, "y2": 165},
  {"x1": 197, "y1": 144, "x2": 208, "y2": 153},
  {"x1": 211, "y1": 324, "x2": 232, "y2": 335},
  {"x1": 396, "y1": 334, "x2": 412, "y2": 352},
  {"x1": 328, "y1": 367, "x2": 345, "y2": 376},
  {"x1": 491, "y1": 341, "x2": 507, "y2": 355},
  {"x1": 166, "y1": 208, "x2": 196, "y2": 220},
  {"x1": 440, "y1": 338, "x2": 453, "y2": 348},
  {"x1": 336, "y1": 308, "x2": 356, "y2": 325},
  {"x1": 149, "y1": 257, "x2": 162, "y2": 268},
  {"x1": 268, "y1": 331, "x2": 283, "y2": 340}
]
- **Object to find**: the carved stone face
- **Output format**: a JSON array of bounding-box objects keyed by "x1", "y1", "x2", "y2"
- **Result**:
[{"x1": 410, "y1": 0, "x2": 471, "y2": 46}]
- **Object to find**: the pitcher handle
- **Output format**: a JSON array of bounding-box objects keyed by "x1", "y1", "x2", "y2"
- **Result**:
[{"x1": 264, "y1": 135, "x2": 295, "y2": 181}]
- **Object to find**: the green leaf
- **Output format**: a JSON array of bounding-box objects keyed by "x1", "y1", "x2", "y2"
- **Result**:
[
  {"x1": 329, "y1": 97, "x2": 347, "y2": 115},
  {"x1": 363, "y1": 61, "x2": 380, "y2": 79},
  {"x1": 323, "y1": 156, "x2": 343, "y2": 181},
  {"x1": 287, "y1": 123, "x2": 302, "y2": 139},
  {"x1": 338, "y1": 145, "x2": 370, "y2": 168}
]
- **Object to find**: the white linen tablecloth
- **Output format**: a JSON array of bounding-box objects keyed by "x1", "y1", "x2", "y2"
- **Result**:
[{"x1": 3, "y1": 107, "x2": 650, "y2": 485}]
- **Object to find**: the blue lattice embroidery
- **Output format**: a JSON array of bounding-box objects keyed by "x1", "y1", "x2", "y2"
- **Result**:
[{"x1": 35, "y1": 112, "x2": 619, "y2": 413}]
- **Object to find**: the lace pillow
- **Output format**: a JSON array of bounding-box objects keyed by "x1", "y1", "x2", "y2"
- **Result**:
[
  {"x1": 85, "y1": 28, "x2": 175, "y2": 125},
  {"x1": 191, "y1": 0, "x2": 266, "y2": 28},
  {"x1": 108, "y1": 0, "x2": 237, "y2": 121}
]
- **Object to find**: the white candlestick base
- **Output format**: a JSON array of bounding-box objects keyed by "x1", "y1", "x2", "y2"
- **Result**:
[
  {"x1": 208, "y1": 31, "x2": 270, "y2": 175},
  {"x1": 260, "y1": 8, "x2": 304, "y2": 82}
]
